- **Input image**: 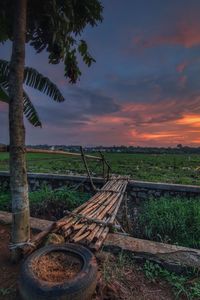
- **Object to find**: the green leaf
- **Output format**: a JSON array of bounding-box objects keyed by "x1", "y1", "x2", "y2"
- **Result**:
[
  {"x1": 23, "y1": 91, "x2": 42, "y2": 127},
  {"x1": 23, "y1": 66, "x2": 65, "y2": 103},
  {"x1": 0, "y1": 85, "x2": 9, "y2": 101},
  {"x1": 0, "y1": 59, "x2": 65, "y2": 102},
  {"x1": 0, "y1": 83, "x2": 42, "y2": 127}
]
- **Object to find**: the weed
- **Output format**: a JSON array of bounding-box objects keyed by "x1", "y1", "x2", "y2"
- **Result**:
[
  {"x1": 99, "y1": 253, "x2": 200, "y2": 299},
  {"x1": 143, "y1": 261, "x2": 200, "y2": 299},
  {"x1": 0, "y1": 286, "x2": 15, "y2": 296},
  {"x1": 99, "y1": 251, "x2": 134, "y2": 283}
]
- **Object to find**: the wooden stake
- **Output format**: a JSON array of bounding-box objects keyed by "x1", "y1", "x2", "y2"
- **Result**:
[
  {"x1": 99, "y1": 151, "x2": 106, "y2": 183},
  {"x1": 80, "y1": 146, "x2": 96, "y2": 191}
]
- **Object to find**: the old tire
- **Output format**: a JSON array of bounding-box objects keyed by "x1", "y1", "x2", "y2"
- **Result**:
[{"x1": 19, "y1": 243, "x2": 97, "y2": 300}]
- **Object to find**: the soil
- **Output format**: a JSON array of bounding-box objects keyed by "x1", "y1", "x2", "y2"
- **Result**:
[
  {"x1": 94, "y1": 252, "x2": 175, "y2": 300},
  {"x1": 0, "y1": 223, "x2": 181, "y2": 300},
  {"x1": 31, "y1": 251, "x2": 82, "y2": 283},
  {"x1": 0, "y1": 224, "x2": 20, "y2": 300}
]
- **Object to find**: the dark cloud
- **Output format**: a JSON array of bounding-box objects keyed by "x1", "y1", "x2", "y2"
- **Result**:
[
  {"x1": 67, "y1": 87, "x2": 121, "y2": 115},
  {"x1": 23, "y1": 86, "x2": 121, "y2": 129}
]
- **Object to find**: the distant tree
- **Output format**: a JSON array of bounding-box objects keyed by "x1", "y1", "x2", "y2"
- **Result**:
[
  {"x1": 0, "y1": 59, "x2": 65, "y2": 127},
  {"x1": 0, "y1": 0, "x2": 103, "y2": 261},
  {"x1": 177, "y1": 144, "x2": 183, "y2": 149}
]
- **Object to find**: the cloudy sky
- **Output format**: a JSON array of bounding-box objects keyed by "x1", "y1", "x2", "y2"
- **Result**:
[{"x1": 1, "y1": 0, "x2": 200, "y2": 146}]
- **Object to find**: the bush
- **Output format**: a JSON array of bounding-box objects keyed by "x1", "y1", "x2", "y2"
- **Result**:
[{"x1": 0, "y1": 186, "x2": 90, "y2": 220}]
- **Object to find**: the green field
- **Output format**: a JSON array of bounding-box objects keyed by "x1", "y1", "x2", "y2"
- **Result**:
[{"x1": 1, "y1": 152, "x2": 200, "y2": 185}]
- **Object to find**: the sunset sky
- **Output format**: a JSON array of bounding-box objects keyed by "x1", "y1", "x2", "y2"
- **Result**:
[{"x1": 1, "y1": 0, "x2": 200, "y2": 146}]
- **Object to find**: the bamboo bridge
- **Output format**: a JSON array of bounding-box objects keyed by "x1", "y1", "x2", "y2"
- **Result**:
[{"x1": 24, "y1": 175, "x2": 129, "y2": 254}]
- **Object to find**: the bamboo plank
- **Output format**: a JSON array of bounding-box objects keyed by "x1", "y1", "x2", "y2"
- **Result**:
[
  {"x1": 71, "y1": 225, "x2": 89, "y2": 241},
  {"x1": 87, "y1": 184, "x2": 123, "y2": 219},
  {"x1": 72, "y1": 230, "x2": 91, "y2": 243},
  {"x1": 92, "y1": 227, "x2": 110, "y2": 251}
]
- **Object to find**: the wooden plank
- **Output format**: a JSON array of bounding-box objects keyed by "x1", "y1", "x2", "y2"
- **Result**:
[
  {"x1": 105, "y1": 233, "x2": 200, "y2": 272},
  {"x1": 0, "y1": 210, "x2": 52, "y2": 232}
]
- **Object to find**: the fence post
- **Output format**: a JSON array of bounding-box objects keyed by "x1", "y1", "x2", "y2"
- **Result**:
[{"x1": 80, "y1": 146, "x2": 96, "y2": 192}]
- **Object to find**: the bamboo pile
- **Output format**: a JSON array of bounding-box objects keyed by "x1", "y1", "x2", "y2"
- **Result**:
[{"x1": 24, "y1": 176, "x2": 129, "y2": 255}]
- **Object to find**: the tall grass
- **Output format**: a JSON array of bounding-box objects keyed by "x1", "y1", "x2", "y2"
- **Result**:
[{"x1": 139, "y1": 196, "x2": 200, "y2": 248}]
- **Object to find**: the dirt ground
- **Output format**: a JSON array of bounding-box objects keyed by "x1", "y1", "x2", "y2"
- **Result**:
[
  {"x1": 0, "y1": 224, "x2": 177, "y2": 300},
  {"x1": 0, "y1": 224, "x2": 20, "y2": 300}
]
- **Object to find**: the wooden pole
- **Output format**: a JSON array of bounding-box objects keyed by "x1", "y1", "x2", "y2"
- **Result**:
[
  {"x1": 99, "y1": 151, "x2": 106, "y2": 183},
  {"x1": 103, "y1": 156, "x2": 111, "y2": 181},
  {"x1": 80, "y1": 146, "x2": 96, "y2": 191}
]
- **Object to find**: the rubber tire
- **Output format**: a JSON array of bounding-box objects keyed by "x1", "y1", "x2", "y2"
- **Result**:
[{"x1": 19, "y1": 243, "x2": 98, "y2": 300}]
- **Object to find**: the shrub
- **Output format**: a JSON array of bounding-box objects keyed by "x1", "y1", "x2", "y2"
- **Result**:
[{"x1": 0, "y1": 186, "x2": 90, "y2": 220}]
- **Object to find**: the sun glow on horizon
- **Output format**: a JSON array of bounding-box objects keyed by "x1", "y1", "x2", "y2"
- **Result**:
[{"x1": 176, "y1": 114, "x2": 200, "y2": 127}]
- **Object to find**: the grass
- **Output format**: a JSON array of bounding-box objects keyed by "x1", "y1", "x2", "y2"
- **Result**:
[
  {"x1": 0, "y1": 186, "x2": 91, "y2": 219},
  {"x1": 0, "y1": 287, "x2": 16, "y2": 297},
  {"x1": 1, "y1": 152, "x2": 200, "y2": 185},
  {"x1": 138, "y1": 196, "x2": 200, "y2": 248}
]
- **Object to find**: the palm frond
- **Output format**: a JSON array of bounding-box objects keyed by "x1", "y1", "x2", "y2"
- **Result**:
[
  {"x1": 0, "y1": 59, "x2": 65, "y2": 102},
  {"x1": 24, "y1": 67, "x2": 65, "y2": 102},
  {"x1": 0, "y1": 84, "x2": 9, "y2": 102},
  {"x1": 23, "y1": 90, "x2": 42, "y2": 127},
  {"x1": 0, "y1": 82, "x2": 42, "y2": 127},
  {"x1": 0, "y1": 59, "x2": 65, "y2": 127},
  {"x1": 0, "y1": 59, "x2": 9, "y2": 80}
]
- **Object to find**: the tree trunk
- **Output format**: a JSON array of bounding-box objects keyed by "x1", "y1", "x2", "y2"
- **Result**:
[{"x1": 9, "y1": 0, "x2": 29, "y2": 262}]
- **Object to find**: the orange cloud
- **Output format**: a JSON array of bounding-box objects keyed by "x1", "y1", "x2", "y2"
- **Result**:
[
  {"x1": 80, "y1": 101, "x2": 200, "y2": 146},
  {"x1": 133, "y1": 19, "x2": 200, "y2": 49},
  {"x1": 176, "y1": 114, "x2": 200, "y2": 127},
  {"x1": 52, "y1": 95, "x2": 200, "y2": 147},
  {"x1": 139, "y1": 133, "x2": 180, "y2": 139},
  {"x1": 93, "y1": 116, "x2": 128, "y2": 125},
  {"x1": 190, "y1": 139, "x2": 200, "y2": 144}
]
